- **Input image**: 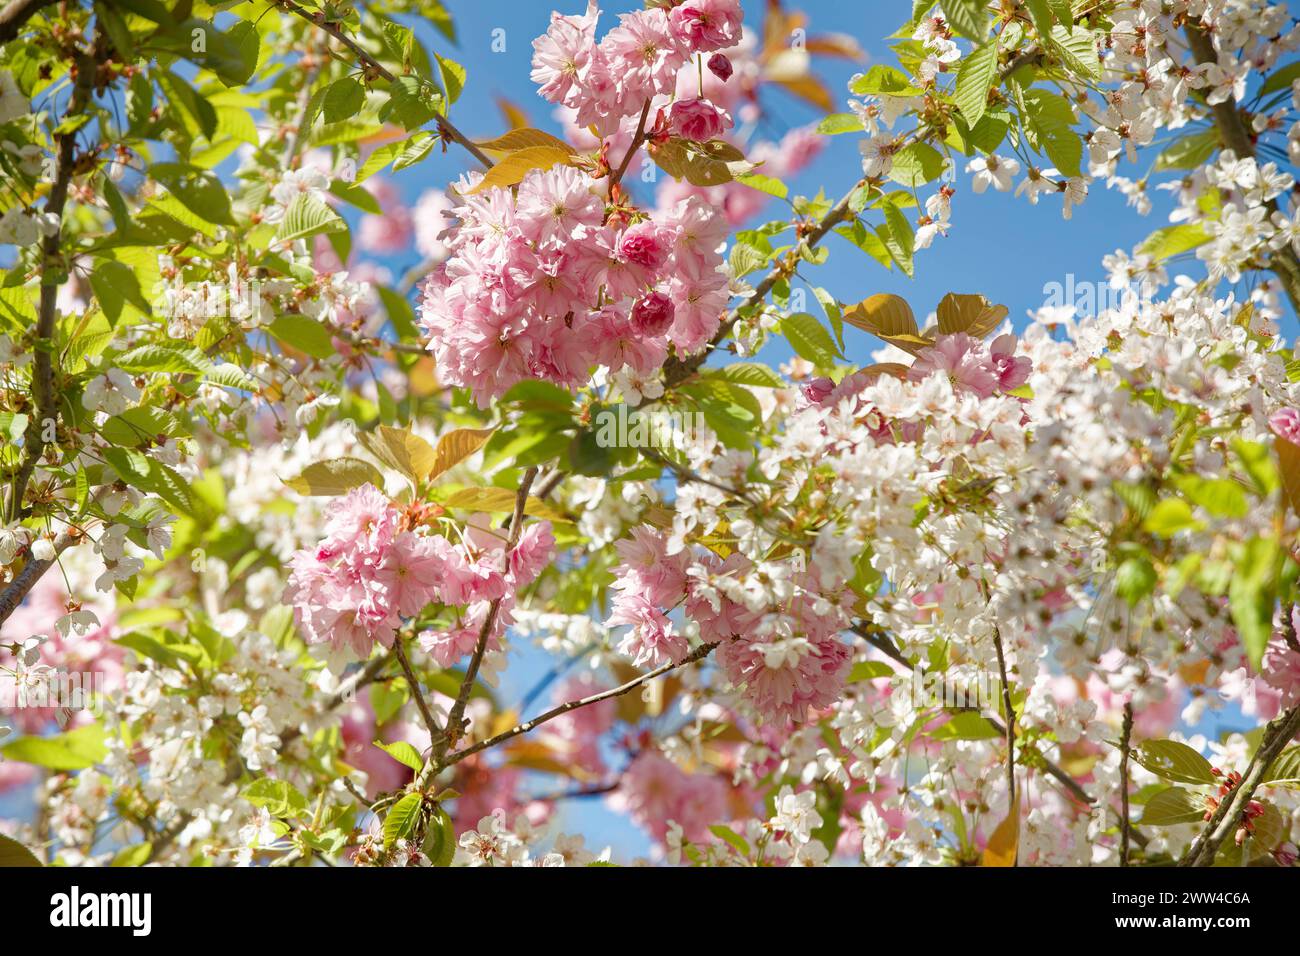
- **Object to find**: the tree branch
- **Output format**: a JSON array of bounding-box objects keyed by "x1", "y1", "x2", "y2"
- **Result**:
[
  {"x1": 422, "y1": 465, "x2": 538, "y2": 776},
  {"x1": 441, "y1": 641, "x2": 719, "y2": 770},
  {"x1": 0, "y1": 0, "x2": 55, "y2": 44},
  {"x1": 850, "y1": 623, "x2": 1094, "y2": 808},
  {"x1": 991, "y1": 625, "x2": 1017, "y2": 816},
  {"x1": 0, "y1": 521, "x2": 84, "y2": 625},
  {"x1": 9, "y1": 42, "x2": 97, "y2": 524},
  {"x1": 392, "y1": 635, "x2": 441, "y2": 746},
  {"x1": 1119, "y1": 699, "x2": 1134, "y2": 867},
  {"x1": 1184, "y1": 22, "x2": 1300, "y2": 313},
  {"x1": 1180, "y1": 702, "x2": 1300, "y2": 866},
  {"x1": 274, "y1": 0, "x2": 494, "y2": 170},
  {"x1": 658, "y1": 178, "x2": 864, "y2": 392}
]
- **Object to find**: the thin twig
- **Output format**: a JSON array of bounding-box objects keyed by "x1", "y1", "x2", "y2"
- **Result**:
[
  {"x1": 991, "y1": 625, "x2": 1016, "y2": 814},
  {"x1": 610, "y1": 100, "x2": 652, "y2": 187},
  {"x1": 275, "y1": 0, "x2": 494, "y2": 169},
  {"x1": 443, "y1": 641, "x2": 719, "y2": 769},
  {"x1": 393, "y1": 636, "x2": 441, "y2": 745},
  {"x1": 423, "y1": 466, "x2": 538, "y2": 775},
  {"x1": 849, "y1": 622, "x2": 1094, "y2": 808}
]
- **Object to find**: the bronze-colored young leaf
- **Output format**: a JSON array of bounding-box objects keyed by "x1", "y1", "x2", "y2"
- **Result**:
[
  {"x1": 360, "y1": 426, "x2": 437, "y2": 485},
  {"x1": 428, "y1": 427, "x2": 496, "y2": 482},
  {"x1": 843, "y1": 293, "x2": 919, "y2": 339},
  {"x1": 981, "y1": 799, "x2": 1019, "y2": 867},
  {"x1": 465, "y1": 145, "x2": 573, "y2": 193},
  {"x1": 282, "y1": 457, "x2": 385, "y2": 496},
  {"x1": 935, "y1": 292, "x2": 1009, "y2": 338}
]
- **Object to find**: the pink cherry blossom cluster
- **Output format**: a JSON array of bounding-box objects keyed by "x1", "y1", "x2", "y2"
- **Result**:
[
  {"x1": 530, "y1": 0, "x2": 741, "y2": 138},
  {"x1": 415, "y1": 2, "x2": 744, "y2": 408},
  {"x1": 420, "y1": 171, "x2": 730, "y2": 406},
  {"x1": 614, "y1": 750, "x2": 729, "y2": 842},
  {"x1": 905, "y1": 333, "x2": 1032, "y2": 399},
  {"x1": 606, "y1": 527, "x2": 851, "y2": 724},
  {"x1": 284, "y1": 484, "x2": 554, "y2": 658}
]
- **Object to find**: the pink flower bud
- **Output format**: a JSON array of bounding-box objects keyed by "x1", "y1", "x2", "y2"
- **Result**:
[
  {"x1": 707, "y1": 52, "x2": 734, "y2": 82},
  {"x1": 1269, "y1": 407, "x2": 1300, "y2": 446},
  {"x1": 616, "y1": 221, "x2": 672, "y2": 271},
  {"x1": 630, "y1": 291, "x2": 676, "y2": 337},
  {"x1": 669, "y1": 97, "x2": 730, "y2": 143}
]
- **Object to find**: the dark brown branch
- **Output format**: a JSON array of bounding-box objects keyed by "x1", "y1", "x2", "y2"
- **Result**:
[
  {"x1": 422, "y1": 465, "x2": 538, "y2": 777},
  {"x1": 1119, "y1": 700, "x2": 1134, "y2": 866},
  {"x1": 9, "y1": 43, "x2": 96, "y2": 524},
  {"x1": 441, "y1": 641, "x2": 719, "y2": 769},
  {"x1": 1184, "y1": 22, "x2": 1300, "y2": 313},
  {"x1": 392, "y1": 635, "x2": 441, "y2": 745}
]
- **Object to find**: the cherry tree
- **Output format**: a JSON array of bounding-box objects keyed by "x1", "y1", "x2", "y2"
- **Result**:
[{"x1": 0, "y1": 0, "x2": 1298, "y2": 869}]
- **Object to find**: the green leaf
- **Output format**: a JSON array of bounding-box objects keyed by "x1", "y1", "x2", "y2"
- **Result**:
[
  {"x1": 735, "y1": 173, "x2": 788, "y2": 199},
  {"x1": 436, "y1": 54, "x2": 466, "y2": 104},
  {"x1": 1228, "y1": 536, "x2": 1281, "y2": 671},
  {"x1": 780, "y1": 312, "x2": 841, "y2": 366},
  {"x1": 1174, "y1": 476, "x2": 1249, "y2": 519},
  {"x1": 939, "y1": 0, "x2": 989, "y2": 40},
  {"x1": 680, "y1": 379, "x2": 764, "y2": 449},
  {"x1": 931, "y1": 712, "x2": 1003, "y2": 740},
  {"x1": 384, "y1": 792, "x2": 423, "y2": 850},
  {"x1": 1115, "y1": 555, "x2": 1157, "y2": 605},
  {"x1": 850, "y1": 65, "x2": 921, "y2": 96},
  {"x1": 274, "y1": 193, "x2": 347, "y2": 246},
  {"x1": 815, "y1": 113, "x2": 862, "y2": 135},
  {"x1": 110, "y1": 843, "x2": 153, "y2": 867},
  {"x1": 267, "y1": 314, "x2": 336, "y2": 359},
  {"x1": 1048, "y1": 25, "x2": 1100, "y2": 79},
  {"x1": 1264, "y1": 745, "x2": 1300, "y2": 787},
  {"x1": 708, "y1": 824, "x2": 751, "y2": 856},
  {"x1": 1140, "y1": 786, "x2": 1205, "y2": 826},
  {"x1": 373, "y1": 740, "x2": 423, "y2": 772},
  {"x1": 955, "y1": 41, "x2": 999, "y2": 127},
  {"x1": 1154, "y1": 129, "x2": 1219, "y2": 171},
  {"x1": 150, "y1": 162, "x2": 234, "y2": 225},
  {"x1": 1142, "y1": 499, "x2": 1202, "y2": 537},
  {"x1": 1139, "y1": 223, "x2": 1210, "y2": 261},
  {"x1": 1131, "y1": 740, "x2": 1216, "y2": 786},
  {"x1": 323, "y1": 77, "x2": 365, "y2": 123},
  {"x1": 1, "y1": 725, "x2": 107, "y2": 770},
  {"x1": 888, "y1": 141, "x2": 948, "y2": 188},
  {"x1": 880, "y1": 200, "x2": 915, "y2": 276},
  {"x1": 1024, "y1": 89, "x2": 1082, "y2": 177},
  {"x1": 1261, "y1": 60, "x2": 1300, "y2": 96},
  {"x1": 242, "y1": 778, "x2": 310, "y2": 818},
  {"x1": 284, "y1": 457, "x2": 386, "y2": 497},
  {"x1": 422, "y1": 806, "x2": 456, "y2": 866},
  {"x1": 705, "y1": 363, "x2": 785, "y2": 389},
  {"x1": 383, "y1": 75, "x2": 442, "y2": 130},
  {"x1": 115, "y1": 343, "x2": 207, "y2": 373},
  {"x1": 847, "y1": 661, "x2": 894, "y2": 682}
]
